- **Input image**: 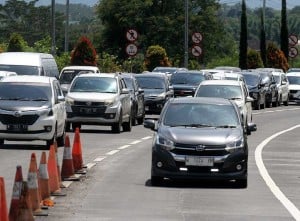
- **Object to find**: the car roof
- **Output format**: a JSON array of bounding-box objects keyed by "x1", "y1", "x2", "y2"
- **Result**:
[
  {"x1": 169, "y1": 97, "x2": 234, "y2": 105},
  {"x1": 199, "y1": 80, "x2": 242, "y2": 86},
  {"x1": 61, "y1": 66, "x2": 99, "y2": 71},
  {"x1": 0, "y1": 75, "x2": 54, "y2": 83},
  {"x1": 286, "y1": 72, "x2": 300, "y2": 76},
  {"x1": 174, "y1": 70, "x2": 205, "y2": 75},
  {"x1": 135, "y1": 73, "x2": 167, "y2": 78},
  {"x1": 76, "y1": 73, "x2": 113, "y2": 78}
]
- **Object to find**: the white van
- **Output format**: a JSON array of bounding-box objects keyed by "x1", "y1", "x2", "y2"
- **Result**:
[{"x1": 0, "y1": 52, "x2": 59, "y2": 78}]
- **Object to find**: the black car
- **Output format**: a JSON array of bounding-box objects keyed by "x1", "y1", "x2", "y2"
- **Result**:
[
  {"x1": 135, "y1": 73, "x2": 174, "y2": 115},
  {"x1": 170, "y1": 70, "x2": 213, "y2": 97},
  {"x1": 121, "y1": 73, "x2": 145, "y2": 125},
  {"x1": 258, "y1": 71, "x2": 279, "y2": 107},
  {"x1": 242, "y1": 71, "x2": 266, "y2": 110},
  {"x1": 144, "y1": 97, "x2": 256, "y2": 188}
]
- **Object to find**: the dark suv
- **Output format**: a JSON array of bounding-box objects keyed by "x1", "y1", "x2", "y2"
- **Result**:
[
  {"x1": 170, "y1": 70, "x2": 213, "y2": 97},
  {"x1": 258, "y1": 71, "x2": 279, "y2": 107},
  {"x1": 135, "y1": 73, "x2": 174, "y2": 115},
  {"x1": 242, "y1": 71, "x2": 266, "y2": 110}
]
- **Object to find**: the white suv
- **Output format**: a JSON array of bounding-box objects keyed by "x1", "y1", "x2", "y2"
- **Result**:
[
  {"x1": 0, "y1": 76, "x2": 66, "y2": 147},
  {"x1": 65, "y1": 73, "x2": 132, "y2": 133}
]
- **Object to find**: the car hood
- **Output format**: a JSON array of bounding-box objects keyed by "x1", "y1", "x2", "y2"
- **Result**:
[
  {"x1": 143, "y1": 89, "x2": 165, "y2": 97},
  {"x1": 160, "y1": 126, "x2": 242, "y2": 145},
  {"x1": 0, "y1": 101, "x2": 50, "y2": 112},
  {"x1": 172, "y1": 84, "x2": 197, "y2": 90},
  {"x1": 289, "y1": 84, "x2": 300, "y2": 90},
  {"x1": 67, "y1": 92, "x2": 117, "y2": 102}
]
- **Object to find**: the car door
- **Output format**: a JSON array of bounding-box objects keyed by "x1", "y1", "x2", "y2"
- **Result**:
[
  {"x1": 53, "y1": 80, "x2": 66, "y2": 136},
  {"x1": 119, "y1": 78, "x2": 131, "y2": 120}
]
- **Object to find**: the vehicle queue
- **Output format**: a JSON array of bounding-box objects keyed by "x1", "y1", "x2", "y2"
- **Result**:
[{"x1": 0, "y1": 56, "x2": 299, "y2": 187}]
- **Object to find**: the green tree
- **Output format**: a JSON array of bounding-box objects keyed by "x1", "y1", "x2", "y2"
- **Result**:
[
  {"x1": 7, "y1": 32, "x2": 29, "y2": 52},
  {"x1": 71, "y1": 36, "x2": 97, "y2": 66},
  {"x1": 97, "y1": 52, "x2": 121, "y2": 72},
  {"x1": 33, "y1": 35, "x2": 52, "y2": 54},
  {"x1": 280, "y1": 0, "x2": 289, "y2": 61},
  {"x1": 247, "y1": 48, "x2": 263, "y2": 69},
  {"x1": 144, "y1": 45, "x2": 171, "y2": 71},
  {"x1": 260, "y1": 9, "x2": 267, "y2": 67},
  {"x1": 97, "y1": 0, "x2": 234, "y2": 66},
  {"x1": 239, "y1": 0, "x2": 248, "y2": 69}
]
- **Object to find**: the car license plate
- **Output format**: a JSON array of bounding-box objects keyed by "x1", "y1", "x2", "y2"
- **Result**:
[
  {"x1": 7, "y1": 124, "x2": 28, "y2": 132},
  {"x1": 185, "y1": 156, "x2": 214, "y2": 166},
  {"x1": 80, "y1": 108, "x2": 96, "y2": 113}
]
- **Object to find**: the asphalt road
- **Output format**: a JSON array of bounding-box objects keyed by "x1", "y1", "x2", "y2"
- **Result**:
[{"x1": 2, "y1": 105, "x2": 300, "y2": 220}]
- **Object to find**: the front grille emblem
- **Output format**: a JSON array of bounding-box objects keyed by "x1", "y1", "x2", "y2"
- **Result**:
[
  {"x1": 195, "y1": 144, "x2": 205, "y2": 151},
  {"x1": 14, "y1": 111, "x2": 22, "y2": 117},
  {"x1": 86, "y1": 101, "x2": 92, "y2": 106}
]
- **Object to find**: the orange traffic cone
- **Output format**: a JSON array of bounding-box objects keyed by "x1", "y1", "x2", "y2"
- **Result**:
[
  {"x1": 72, "y1": 127, "x2": 86, "y2": 174},
  {"x1": 54, "y1": 140, "x2": 62, "y2": 184},
  {"x1": 61, "y1": 134, "x2": 80, "y2": 181},
  {"x1": 47, "y1": 145, "x2": 66, "y2": 197},
  {"x1": 9, "y1": 165, "x2": 23, "y2": 221},
  {"x1": 16, "y1": 181, "x2": 34, "y2": 221},
  {"x1": 0, "y1": 177, "x2": 9, "y2": 221},
  {"x1": 27, "y1": 153, "x2": 48, "y2": 216},
  {"x1": 38, "y1": 151, "x2": 54, "y2": 207}
]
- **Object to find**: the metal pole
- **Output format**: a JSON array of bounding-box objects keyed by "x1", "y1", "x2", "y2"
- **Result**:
[
  {"x1": 64, "y1": 0, "x2": 69, "y2": 52},
  {"x1": 184, "y1": 0, "x2": 188, "y2": 68},
  {"x1": 51, "y1": 0, "x2": 56, "y2": 55}
]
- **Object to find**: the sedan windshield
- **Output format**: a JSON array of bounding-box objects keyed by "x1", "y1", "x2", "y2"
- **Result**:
[
  {"x1": 243, "y1": 74, "x2": 259, "y2": 86},
  {"x1": 0, "y1": 83, "x2": 51, "y2": 101},
  {"x1": 287, "y1": 76, "x2": 300, "y2": 84},
  {"x1": 163, "y1": 103, "x2": 239, "y2": 127},
  {"x1": 196, "y1": 85, "x2": 243, "y2": 100},
  {"x1": 0, "y1": 64, "x2": 40, "y2": 75},
  {"x1": 70, "y1": 77, "x2": 117, "y2": 93}
]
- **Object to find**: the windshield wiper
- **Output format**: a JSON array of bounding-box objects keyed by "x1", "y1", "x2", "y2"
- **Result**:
[
  {"x1": 216, "y1": 125, "x2": 237, "y2": 128},
  {"x1": 229, "y1": 97, "x2": 242, "y2": 100},
  {"x1": 31, "y1": 98, "x2": 48, "y2": 101},
  {"x1": 176, "y1": 124, "x2": 214, "y2": 128}
]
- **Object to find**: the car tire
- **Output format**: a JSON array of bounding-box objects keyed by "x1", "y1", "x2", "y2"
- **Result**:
[
  {"x1": 283, "y1": 96, "x2": 289, "y2": 106},
  {"x1": 0, "y1": 139, "x2": 4, "y2": 145},
  {"x1": 123, "y1": 115, "x2": 132, "y2": 132},
  {"x1": 46, "y1": 129, "x2": 57, "y2": 149},
  {"x1": 56, "y1": 131, "x2": 65, "y2": 147},
  {"x1": 112, "y1": 111, "x2": 122, "y2": 133},
  {"x1": 277, "y1": 95, "x2": 282, "y2": 106},
  {"x1": 235, "y1": 178, "x2": 247, "y2": 188},
  {"x1": 151, "y1": 175, "x2": 164, "y2": 186},
  {"x1": 137, "y1": 116, "x2": 144, "y2": 125},
  {"x1": 131, "y1": 107, "x2": 137, "y2": 126}
]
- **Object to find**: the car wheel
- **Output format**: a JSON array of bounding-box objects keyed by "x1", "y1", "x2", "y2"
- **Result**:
[
  {"x1": 235, "y1": 178, "x2": 247, "y2": 188},
  {"x1": 0, "y1": 139, "x2": 4, "y2": 145},
  {"x1": 151, "y1": 175, "x2": 164, "y2": 186},
  {"x1": 112, "y1": 111, "x2": 122, "y2": 133},
  {"x1": 137, "y1": 116, "x2": 144, "y2": 125},
  {"x1": 283, "y1": 95, "x2": 289, "y2": 106},
  {"x1": 277, "y1": 95, "x2": 282, "y2": 106},
  {"x1": 46, "y1": 129, "x2": 57, "y2": 149},
  {"x1": 131, "y1": 107, "x2": 137, "y2": 126},
  {"x1": 56, "y1": 131, "x2": 65, "y2": 147},
  {"x1": 123, "y1": 115, "x2": 132, "y2": 132}
]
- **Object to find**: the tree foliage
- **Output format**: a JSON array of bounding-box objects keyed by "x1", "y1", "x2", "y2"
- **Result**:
[
  {"x1": 71, "y1": 36, "x2": 97, "y2": 66},
  {"x1": 7, "y1": 32, "x2": 28, "y2": 52},
  {"x1": 144, "y1": 45, "x2": 171, "y2": 71},
  {"x1": 267, "y1": 42, "x2": 289, "y2": 72},
  {"x1": 247, "y1": 48, "x2": 263, "y2": 69}
]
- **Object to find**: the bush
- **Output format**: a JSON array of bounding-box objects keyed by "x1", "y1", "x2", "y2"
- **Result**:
[
  {"x1": 247, "y1": 48, "x2": 263, "y2": 69},
  {"x1": 55, "y1": 52, "x2": 71, "y2": 72},
  {"x1": 97, "y1": 52, "x2": 121, "y2": 72},
  {"x1": 71, "y1": 36, "x2": 97, "y2": 66},
  {"x1": 144, "y1": 45, "x2": 171, "y2": 71},
  {"x1": 267, "y1": 42, "x2": 289, "y2": 72}
]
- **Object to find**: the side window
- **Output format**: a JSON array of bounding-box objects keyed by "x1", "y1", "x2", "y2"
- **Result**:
[
  {"x1": 120, "y1": 79, "x2": 127, "y2": 90},
  {"x1": 54, "y1": 81, "x2": 63, "y2": 99}
]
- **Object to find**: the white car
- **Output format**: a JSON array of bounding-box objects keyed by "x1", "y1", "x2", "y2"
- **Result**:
[
  {"x1": 272, "y1": 71, "x2": 289, "y2": 105},
  {"x1": 59, "y1": 65, "x2": 100, "y2": 94},
  {"x1": 286, "y1": 72, "x2": 300, "y2": 103},
  {"x1": 195, "y1": 80, "x2": 255, "y2": 135},
  {"x1": 65, "y1": 73, "x2": 132, "y2": 133},
  {"x1": 0, "y1": 75, "x2": 66, "y2": 147}
]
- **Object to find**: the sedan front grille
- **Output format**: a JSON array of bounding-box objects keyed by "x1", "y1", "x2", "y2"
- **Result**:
[
  {"x1": 171, "y1": 143, "x2": 227, "y2": 156},
  {"x1": 0, "y1": 114, "x2": 39, "y2": 125}
]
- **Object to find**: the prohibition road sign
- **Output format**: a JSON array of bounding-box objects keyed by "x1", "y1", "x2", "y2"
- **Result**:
[
  {"x1": 289, "y1": 47, "x2": 298, "y2": 58},
  {"x1": 126, "y1": 43, "x2": 138, "y2": 57},
  {"x1": 192, "y1": 32, "x2": 203, "y2": 44},
  {"x1": 288, "y1": 34, "x2": 298, "y2": 46},
  {"x1": 126, "y1": 29, "x2": 138, "y2": 42},
  {"x1": 192, "y1": 45, "x2": 202, "y2": 57}
]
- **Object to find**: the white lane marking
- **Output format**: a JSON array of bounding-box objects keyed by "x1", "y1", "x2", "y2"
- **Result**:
[
  {"x1": 130, "y1": 140, "x2": 142, "y2": 145},
  {"x1": 86, "y1": 162, "x2": 97, "y2": 169},
  {"x1": 106, "y1": 150, "x2": 120, "y2": 155},
  {"x1": 94, "y1": 157, "x2": 106, "y2": 162},
  {"x1": 142, "y1": 136, "x2": 152, "y2": 140},
  {"x1": 255, "y1": 125, "x2": 300, "y2": 220},
  {"x1": 253, "y1": 107, "x2": 300, "y2": 115},
  {"x1": 118, "y1": 145, "x2": 131, "y2": 150},
  {"x1": 61, "y1": 181, "x2": 73, "y2": 188}
]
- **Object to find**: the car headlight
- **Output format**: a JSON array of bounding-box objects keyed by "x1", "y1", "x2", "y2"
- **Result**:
[
  {"x1": 156, "y1": 134, "x2": 175, "y2": 151},
  {"x1": 65, "y1": 97, "x2": 74, "y2": 105},
  {"x1": 156, "y1": 92, "x2": 166, "y2": 99},
  {"x1": 225, "y1": 137, "x2": 244, "y2": 153},
  {"x1": 40, "y1": 108, "x2": 53, "y2": 116}
]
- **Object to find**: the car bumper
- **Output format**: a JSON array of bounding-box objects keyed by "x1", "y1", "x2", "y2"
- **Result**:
[
  {"x1": 151, "y1": 146, "x2": 247, "y2": 180},
  {"x1": 144, "y1": 99, "x2": 165, "y2": 114}
]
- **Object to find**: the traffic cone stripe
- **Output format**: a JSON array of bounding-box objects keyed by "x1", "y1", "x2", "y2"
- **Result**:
[
  {"x1": 11, "y1": 182, "x2": 22, "y2": 199},
  {"x1": 39, "y1": 164, "x2": 49, "y2": 179},
  {"x1": 63, "y1": 146, "x2": 72, "y2": 159},
  {"x1": 27, "y1": 172, "x2": 38, "y2": 189}
]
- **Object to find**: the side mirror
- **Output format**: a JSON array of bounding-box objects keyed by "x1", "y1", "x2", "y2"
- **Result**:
[
  {"x1": 247, "y1": 122, "x2": 257, "y2": 132},
  {"x1": 121, "y1": 88, "x2": 129, "y2": 94},
  {"x1": 246, "y1": 96, "x2": 254, "y2": 102},
  {"x1": 144, "y1": 119, "x2": 157, "y2": 131},
  {"x1": 138, "y1": 88, "x2": 144, "y2": 94}
]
